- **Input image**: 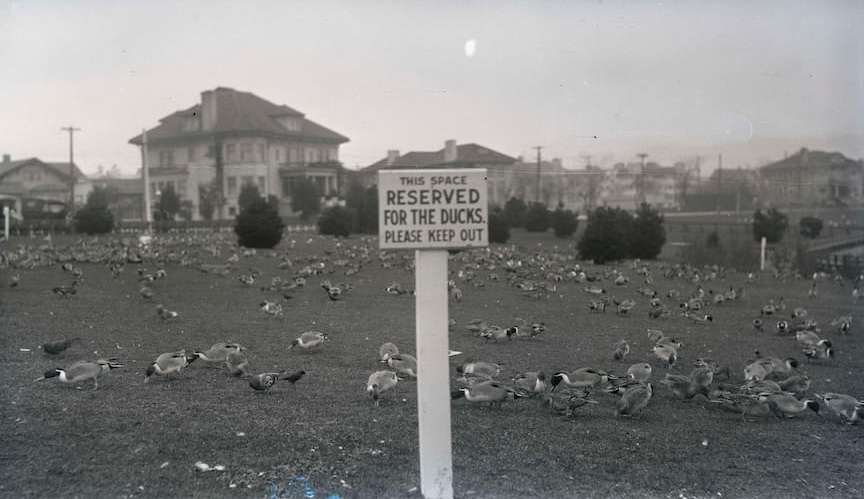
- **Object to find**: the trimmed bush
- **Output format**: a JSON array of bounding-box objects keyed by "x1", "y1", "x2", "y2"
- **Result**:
[
  {"x1": 552, "y1": 205, "x2": 578, "y2": 238},
  {"x1": 706, "y1": 230, "x2": 722, "y2": 250},
  {"x1": 238, "y1": 183, "x2": 263, "y2": 213},
  {"x1": 74, "y1": 186, "x2": 115, "y2": 234},
  {"x1": 488, "y1": 210, "x2": 510, "y2": 244},
  {"x1": 504, "y1": 197, "x2": 527, "y2": 228},
  {"x1": 234, "y1": 197, "x2": 284, "y2": 249},
  {"x1": 317, "y1": 206, "x2": 354, "y2": 238},
  {"x1": 799, "y1": 217, "x2": 823, "y2": 239},
  {"x1": 630, "y1": 203, "x2": 666, "y2": 259},
  {"x1": 524, "y1": 202, "x2": 551, "y2": 232},
  {"x1": 753, "y1": 208, "x2": 788, "y2": 244},
  {"x1": 577, "y1": 206, "x2": 633, "y2": 264}
]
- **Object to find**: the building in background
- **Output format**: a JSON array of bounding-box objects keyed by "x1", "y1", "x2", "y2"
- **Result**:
[
  {"x1": 128, "y1": 87, "x2": 350, "y2": 220},
  {"x1": 0, "y1": 155, "x2": 91, "y2": 220},
  {"x1": 757, "y1": 148, "x2": 864, "y2": 208}
]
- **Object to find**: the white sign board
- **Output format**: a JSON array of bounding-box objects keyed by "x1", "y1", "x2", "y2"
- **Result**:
[{"x1": 378, "y1": 169, "x2": 489, "y2": 250}]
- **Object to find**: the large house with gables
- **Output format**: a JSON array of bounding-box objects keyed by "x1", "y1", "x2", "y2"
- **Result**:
[
  {"x1": 0, "y1": 155, "x2": 90, "y2": 217},
  {"x1": 757, "y1": 148, "x2": 863, "y2": 208},
  {"x1": 128, "y1": 87, "x2": 350, "y2": 219}
]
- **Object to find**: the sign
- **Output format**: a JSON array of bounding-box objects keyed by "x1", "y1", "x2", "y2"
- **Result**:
[{"x1": 378, "y1": 169, "x2": 489, "y2": 250}]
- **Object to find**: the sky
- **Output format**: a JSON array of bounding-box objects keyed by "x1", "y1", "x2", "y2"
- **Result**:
[{"x1": 1, "y1": 0, "x2": 862, "y2": 176}]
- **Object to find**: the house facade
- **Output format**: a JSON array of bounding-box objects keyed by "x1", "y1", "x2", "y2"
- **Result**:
[
  {"x1": 757, "y1": 148, "x2": 864, "y2": 208},
  {"x1": 361, "y1": 140, "x2": 518, "y2": 207},
  {"x1": 128, "y1": 87, "x2": 350, "y2": 219},
  {"x1": 0, "y1": 155, "x2": 90, "y2": 215}
]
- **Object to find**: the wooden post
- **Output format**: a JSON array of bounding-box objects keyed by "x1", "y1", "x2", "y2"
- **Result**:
[
  {"x1": 415, "y1": 249, "x2": 454, "y2": 499},
  {"x1": 760, "y1": 237, "x2": 767, "y2": 270}
]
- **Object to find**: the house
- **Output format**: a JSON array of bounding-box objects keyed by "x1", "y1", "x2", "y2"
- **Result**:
[
  {"x1": 361, "y1": 140, "x2": 518, "y2": 206},
  {"x1": 0, "y1": 154, "x2": 90, "y2": 214},
  {"x1": 128, "y1": 87, "x2": 350, "y2": 219},
  {"x1": 599, "y1": 161, "x2": 689, "y2": 211},
  {"x1": 89, "y1": 176, "x2": 145, "y2": 221},
  {"x1": 758, "y1": 148, "x2": 864, "y2": 208}
]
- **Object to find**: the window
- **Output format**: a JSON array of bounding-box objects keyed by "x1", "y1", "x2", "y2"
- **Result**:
[
  {"x1": 159, "y1": 150, "x2": 175, "y2": 167},
  {"x1": 258, "y1": 144, "x2": 266, "y2": 162},
  {"x1": 240, "y1": 143, "x2": 253, "y2": 161},
  {"x1": 225, "y1": 143, "x2": 236, "y2": 161},
  {"x1": 257, "y1": 176, "x2": 266, "y2": 192},
  {"x1": 227, "y1": 176, "x2": 237, "y2": 196}
]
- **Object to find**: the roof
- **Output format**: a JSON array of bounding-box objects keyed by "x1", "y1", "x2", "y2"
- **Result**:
[
  {"x1": 0, "y1": 157, "x2": 86, "y2": 181},
  {"x1": 364, "y1": 143, "x2": 517, "y2": 172},
  {"x1": 708, "y1": 168, "x2": 758, "y2": 182},
  {"x1": 761, "y1": 148, "x2": 861, "y2": 172},
  {"x1": 128, "y1": 87, "x2": 349, "y2": 145}
]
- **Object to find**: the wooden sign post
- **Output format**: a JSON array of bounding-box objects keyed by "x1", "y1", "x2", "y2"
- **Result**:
[{"x1": 379, "y1": 169, "x2": 488, "y2": 499}]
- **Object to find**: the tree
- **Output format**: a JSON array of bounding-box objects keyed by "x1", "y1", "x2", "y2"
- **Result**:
[
  {"x1": 552, "y1": 204, "x2": 578, "y2": 238},
  {"x1": 630, "y1": 203, "x2": 666, "y2": 259},
  {"x1": 234, "y1": 197, "x2": 284, "y2": 248},
  {"x1": 524, "y1": 202, "x2": 551, "y2": 232},
  {"x1": 753, "y1": 208, "x2": 788, "y2": 244},
  {"x1": 238, "y1": 183, "x2": 262, "y2": 213},
  {"x1": 74, "y1": 185, "x2": 114, "y2": 234},
  {"x1": 580, "y1": 165, "x2": 604, "y2": 213},
  {"x1": 799, "y1": 217, "x2": 823, "y2": 239},
  {"x1": 504, "y1": 197, "x2": 527, "y2": 228},
  {"x1": 345, "y1": 178, "x2": 378, "y2": 234},
  {"x1": 155, "y1": 183, "x2": 181, "y2": 221},
  {"x1": 291, "y1": 177, "x2": 321, "y2": 221},
  {"x1": 488, "y1": 208, "x2": 510, "y2": 243},
  {"x1": 577, "y1": 206, "x2": 633, "y2": 264}
]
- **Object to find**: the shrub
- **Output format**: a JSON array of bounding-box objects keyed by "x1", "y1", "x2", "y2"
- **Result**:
[
  {"x1": 488, "y1": 209, "x2": 510, "y2": 244},
  {"x1": 317, "y1": 206, "x2": 354, "y2": 238},
  {"x1": 524, "y1": 202, "x2": 551, "y2": 232},
  {"x1": 74, "y1": 186, "x2": 115, "y2": 234},
  {"x1": 238, "y1": 183, "x2": 263, "y2": 213},
  {"x1": 630, "y1": 203, "x2": 666, "y2": 259},
  {"x1": 799, "y1": 217, "x2": 823, "y2": 239},
  {"x1": 346, "y1": 180, "x2": 378, "y2": 234},
  {"x1": 706, "y1": 230, "x2": 722, "y2": 250},
  {"x1": 577, "y1": 206, "x2": 633, "y2": 264},
  {"x1": 234, "y1": 197, "x2": 284, "y2": 249},
  {"x1": 290, "y1": 177, "x2": 321, "y2": 221},
  {"x1": 504, "y1": 197, "x2": 527, "y2": 228},
  {"x1": 753, "y1": 208, "x2": 788, "y2": 243},
  {"x1": 552, "y1": 205, "x2": 578, "y2": 238},
  {"x1": 155, "y1": 183, "x2": 181, "y2": 221}
]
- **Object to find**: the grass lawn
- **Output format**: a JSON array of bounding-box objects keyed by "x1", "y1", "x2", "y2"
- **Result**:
[{"x1": 1, "y1": 229, "x2": 862, "y2": 499}]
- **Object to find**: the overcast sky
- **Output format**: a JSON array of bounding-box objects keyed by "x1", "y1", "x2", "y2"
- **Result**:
[{"x1": 1, "y1": 0, "x2": 862, "y2": 176}]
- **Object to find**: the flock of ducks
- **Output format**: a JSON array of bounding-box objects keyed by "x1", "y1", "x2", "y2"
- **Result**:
[{"x1": 4, "y1": 232, "x2": 862, "y2": 428}]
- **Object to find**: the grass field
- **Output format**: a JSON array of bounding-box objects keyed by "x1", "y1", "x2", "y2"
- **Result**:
[{"x1": 1, "y1": 229, "x2": 863, "y2": 499}]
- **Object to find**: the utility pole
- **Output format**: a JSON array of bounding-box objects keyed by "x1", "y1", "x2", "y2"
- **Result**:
[
  {"x1": 717, "y1": 153, "x2": 722, "y2": 212},
  {"x1": 636, "y1": 153, "x2": 648, "y2": 207},
  {"x1": 61, "y1": 126, "x2": 81, "y2": 214},
  {"x1": 533, "y1": 146, "x2": 543, "y2": 203}
]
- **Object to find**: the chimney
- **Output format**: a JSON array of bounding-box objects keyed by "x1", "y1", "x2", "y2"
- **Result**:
[
  {"x1": 2, "y1": 154, "x2": 9, "y2": 163},
  {"x1": 386, "y1": 150, "x2": 399, "y2": 166},
  {"x1": 201, "y1": 90, "x2": 217, "y2": 131},
  {"x1": 444, "y1": 140, "x2": 457, "y2": 163}
]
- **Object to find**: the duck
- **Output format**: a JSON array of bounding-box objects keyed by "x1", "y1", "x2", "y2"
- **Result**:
[
  {"x1": 757, "y1": 392, "x2": 819, "y2": 419},
  {"x1": 512, "y1": 371, "x2": 547, "y2": 395},
  {"x1": 693, "y1": 358, "x2": 731, "y2": 380},
  {"x1": 626, "y1": 363, "x2": 652, "y2": 383},
  {"x1": 647, "y1": 328, "x2": 667, "y2": 345},
  {"x1": 480, "y1": 326, "x2": 515, "y2": 342},
  {"x1": 661, "y1": 373, "x2": 701, "y2": 400},
  {"x1": 815, "y1": 392, "x2": 862, "y2": 424},
  {"x1": 451, "y1": 380, "x2": 525, "y2": 408},
  {"x1": 156, "y1": 304, "x2": 179, "y2": 320},
  {"x1": 281, "y1": 370, "x2": 306, "y2": 387},
  {"x1": 775, "y1": 320, "x2": 790, "y2": 335},
  {"x1": 588, "y1": 300, "x2": 607, "y2": 313},
  {"x1": 613, "y1": 340, "x2": 630, "y2": 361},
  {"x1": 193, "y1": 342, "x2": 245, "y2": 364},
  {"x1": 777, "y1": 375, "x2": 811, "y2": 399},
  {"x1": 145, "y1": 350, "x2": 197, "y2": 383},
  {"x1": 9, "y1": 273, "x2": 20, "y2": 288},
  {"x1": 36, "y1": 359, "x2": 123, "y2": 390},
  {"x1": 550, "y1": 368, "x2": 608, "y2": 391},
  {"x1": 260, "y1": 300, "x2": 283, "y2": 316},
  {"x1": 367, "y1": 370, "x2": 399, "y2": 407},
  {"x1": 615, "y1": 382, "x2": 653, "y2": 417},
  {"x1": 378, "y1": 342, "x2": 399, "y2": 363},
  {"x1": 456, "y1": 359, "x2": 500, "y2": 378},
  {"x1": 741, "y1": 379, "x2": 783, "y2": 395},
  {"x1": 830, "y1": 315, "x2": 853, "y2": 335},
  {"x1": 510, "y1": 322, "x2": 545, "y2": 340},
  {"x1": 743, "y1": 359, "x2": 773, "y2": 382},
  {"x1": 682, "y1": 312, "x2": 713, "y2": 324},
  {"x1": 321, "y1": 280, "x2": 349, "y2": 301},
  {"x1": 544, "y1": 388, "x2": 598, "y2": 418},
  {"x1": 388, "y1": 353, "x2": 418, "y2": 378},
  {"x1": 139, "y1": 285, "x2": 154, "y2": 300},
  {"x1": 52, "y1": 281, "x2": 79, "y2": 298},
  {"x1": 791, "y1": 307, "x2": 808, "y2": 319},
  {"x1": 225, "y1": 350, "x2": 249, "y2": 376},
  {"x1": 289, "y1": 331, "x2": 326, "y2": 350},
  {"x1": 752, "y1": 319, "x2": 764, "y2": 332},
  {"x1": 248, "y1": 372, "x2": 285, "y2": 392},
  {"x1": 803, "y1": 339, "x2": 833, "y2": 361},
  {"x1": 616, "y1": 299, "x2": 636, "y2": 315},
  {"x1": 41, "y1": 338, "x2": 80, "y2": 356},
  {"x1": 651, "y1": 344, "x2": 678, "y2": 369},
  {"x1": 765, "y1": 357, "x2": 799, "y2": 378}
]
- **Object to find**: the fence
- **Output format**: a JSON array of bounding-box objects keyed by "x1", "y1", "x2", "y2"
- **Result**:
[{"x1": 4, "y1": 219, "x2": 318, "y2": 237}]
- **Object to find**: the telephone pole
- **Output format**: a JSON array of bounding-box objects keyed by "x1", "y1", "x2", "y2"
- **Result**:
[
  {"x1": 61, "y1": 126, "x2": 81, "y2": 214},
  {"x1": 636, "y1": 153, "x2": 648, "y2": 207},
  {"x1": 533, "y1": 146, "x2": 544, "y2": 203}
]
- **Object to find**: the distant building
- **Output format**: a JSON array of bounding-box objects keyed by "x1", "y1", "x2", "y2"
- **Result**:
[
  {"x1": 361, "y1": 141, "x2": 518, "y2": 207},
  {"x1": 758, "y1": 148, "x2": 864, "y2": 208},
  {"x1": 128, "y1": 87, "x2": 350, "y2": 219},
  {"x1": 0, "y1": 154, "x2": 89, "y2": 209},
  {"x1": 89, "y1": 176, "x2": 145, "y2": 221}
]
